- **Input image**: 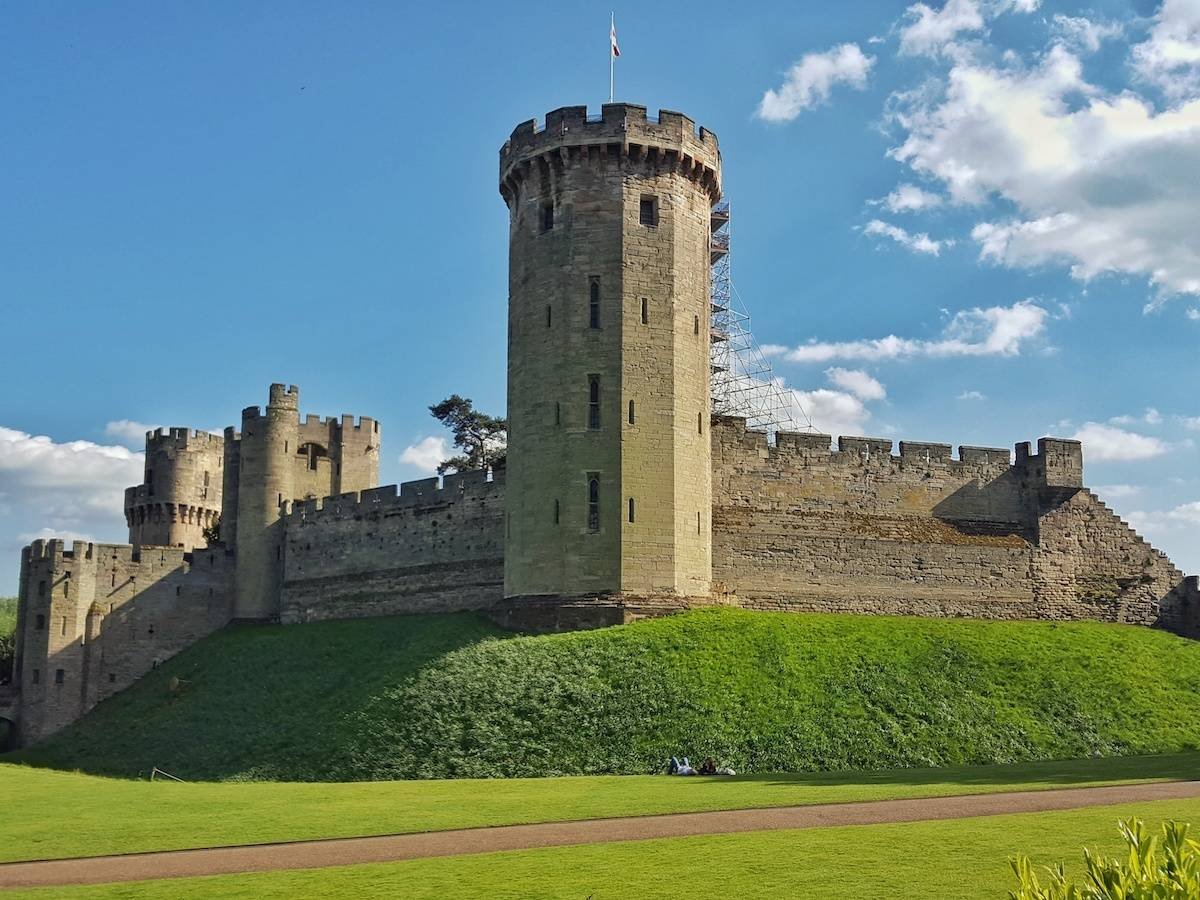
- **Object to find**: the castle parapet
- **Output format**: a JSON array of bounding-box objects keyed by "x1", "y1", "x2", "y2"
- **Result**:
[
  {"x1": 146, "y1": 428, "x2": 224, "y2": 451},
  {"x1": 285, "y1": 471, "x2": 504, "y2": 525},
  {"x1": 712, "y1": 416, "x2": 1022, "y2": 469},
  {"x1": 1016, "y1": 438, "x2": 1084, "y2": 488},
  {"x1": 500, "y1": 104, "x2": 721, "y2": 205}
]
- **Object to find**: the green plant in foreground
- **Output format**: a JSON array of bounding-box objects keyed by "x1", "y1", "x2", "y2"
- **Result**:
[{"x1": 1010, "y1": 817, "x2": 1200, "y2": 899}]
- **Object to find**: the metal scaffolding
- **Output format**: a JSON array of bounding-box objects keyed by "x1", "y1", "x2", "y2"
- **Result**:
[{"x1": 709, "y1": 201, "x2": 813, "y2": 432}]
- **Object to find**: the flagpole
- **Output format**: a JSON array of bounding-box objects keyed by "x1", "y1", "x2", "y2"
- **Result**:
[{"x1": 609, "y1": 12, "x2": 615, "y2": 102}]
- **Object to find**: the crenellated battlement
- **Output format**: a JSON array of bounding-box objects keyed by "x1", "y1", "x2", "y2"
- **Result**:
[
  {"x1": 713, "y1": 416, "x2": 1016, "y2": 471},
  {"x1": 285, "y1": 468, "x2": 505, "y2": 524},
  {"x1": 298, "y1": 413, "x2": 378, "y2": 432},
  {"x1": 269, "y1": 383, "x2": 300, "y2": 408},
  {"x1": 499, "y1": 104, "x2": 721, "y2": 205},
  {"x1": 144, "y1": 428, "x2": 224, "y2": 451}
]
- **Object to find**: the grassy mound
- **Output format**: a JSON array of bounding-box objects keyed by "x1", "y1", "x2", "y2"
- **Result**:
[{"x1": 11, "y1": 609, "x2": 1200, "y2": 780}]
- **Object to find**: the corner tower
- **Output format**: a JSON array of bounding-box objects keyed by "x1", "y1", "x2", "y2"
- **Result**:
[
  {"x1": 499, "y1": 104, "x2": 721, "y2": 602},
  {"x1": 233, "y1": 383, "x2": 299, "y2": 619}
]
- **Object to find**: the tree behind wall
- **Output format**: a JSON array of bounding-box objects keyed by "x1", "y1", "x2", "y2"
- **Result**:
[{"x1": 429, "y1": 395, "x2": 507, "y2": 475}]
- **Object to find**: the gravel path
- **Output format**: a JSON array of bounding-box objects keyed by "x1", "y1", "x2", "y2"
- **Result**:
[{"x1": 3, "y1": 780, "x2": 1199, "y2": 890}]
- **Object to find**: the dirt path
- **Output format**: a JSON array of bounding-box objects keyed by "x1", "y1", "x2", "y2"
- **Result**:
[{"x1": 3, "y1": 780, "x2": 1199, "y2": 890}]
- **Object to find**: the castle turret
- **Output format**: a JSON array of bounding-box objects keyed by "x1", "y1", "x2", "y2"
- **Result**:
[
  {"x1": 499, "y1": 104, "x2": 721, "y2": 602},
  {"x1": 233, "y1": 384, "x2": 299, "y2": 619},
  {"x1": 124, "y1": 429, "x2": 224, "y2": 550}
]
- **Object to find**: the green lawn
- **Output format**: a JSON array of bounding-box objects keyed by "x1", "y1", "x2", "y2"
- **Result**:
[
  {"x1": 2, "y1": 752, "x2": 1196, "y2": 864},
  {"x1": 10, "y1": 798, "x2": 1200, "y2": 899},
  {"x1": 12, "y1": 609, "x2": 1200, "y2": 781}
]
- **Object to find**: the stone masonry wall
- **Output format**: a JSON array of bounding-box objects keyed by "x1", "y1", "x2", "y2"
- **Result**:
[
  {"x1": 279, "y1": 470, "x2": 505, "y2": 623},
  {"x1": 711, "y1": 417, "x2": 1040, "y2": 617},
  {"x1": 1032, "y1": 487, "x2": 1195, "y2": 628},
  {"x1": 711, "y1": 417, "x2": 1197, "y2": 630},
  {"x1": 14, "y1": 540, "x2": 232, "y2": 744}
]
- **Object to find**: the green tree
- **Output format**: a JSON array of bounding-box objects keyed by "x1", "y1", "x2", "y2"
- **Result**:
[
  {"x1": 202, "y1": 515, "x2": 221, "y2": 545},
  {"x1": 428, "y1": 395, "x2": 506, "y2": 475}
]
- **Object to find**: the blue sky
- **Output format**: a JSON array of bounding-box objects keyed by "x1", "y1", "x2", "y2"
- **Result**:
[{"x1": 2, "y1": 0, "x2": 1198, "y2": 590}]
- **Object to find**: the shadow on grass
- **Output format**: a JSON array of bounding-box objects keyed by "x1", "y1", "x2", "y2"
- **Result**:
[
  {"x1": 746, "y1": 752, "x2": 1200, "y2": 792},
  {"x1": 5, "y1": 612, "x2": 508, "y2": 781}
]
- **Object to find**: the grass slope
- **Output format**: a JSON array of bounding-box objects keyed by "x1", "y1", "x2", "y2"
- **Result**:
[
  {"x1": 11, "y1": 609, "x2": 1200, "y2": 780},
  {"x1": 4, "y1": 753, "x2": 1196, "y2": 863},
  {"x1": 10, "y1": 799, "x2": 1200, "y2": 900}
]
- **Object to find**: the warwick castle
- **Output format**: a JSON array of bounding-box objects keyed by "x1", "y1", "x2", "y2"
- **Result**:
[{"x1": 5, "y1": 103, "x2": 1197, "y2": 747}]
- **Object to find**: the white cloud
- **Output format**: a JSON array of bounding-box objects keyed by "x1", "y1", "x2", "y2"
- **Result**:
[
  {"x1": 787, "y1": 388, "x2": 872, "y2": 437},
  {"x1": 875, "y1": 183, "x2": 945, "y2": 213},
  {"x1": 17, "y1": 527, "x2": 97, "y2": 546},
  {"x1": 825, "y1": 367, "x2": 887, "y2": 400},
  {"x1": 899, "y1": 0, "x2": 986, "y2": 57},
  {"x1": 1132, "y1": 0, "x2": 1200, "y2": 101},
  {"x1": 1051, "y1": 15, "x2": 1123, "y2": 54},
  {"x1": 1093, "y1": 484, "x2": 1142, "y2": 500},
  {"x1": 0, "y1": 427, "x2": 143, "y2": 586},
  {"x1": 1187, "y1": 307, "x2": 1200, "y2": 320},
  {"x1": 1166, "y1": 500, "x2": 1200, "y2": 523},
  {"x1": 104, "y1": 419, "x2": 161, "y2": 448},
  {"x1": 757, "y1": 43, "x2": 874, "y2": 122},
  {"x1": 1109, "y1": 407, "x2": 1164, "y2": 426},
  {"x1": 766, "y1": 299, "x2": 1047, "y2": 363},
  {"x1": 399, "y1": 436, "x2": 447, "y2": 473},
  {"x1": 863, "y1": 219, "x2": 951, "y2": 255},
  {"x1": 1178, "y1": 415, "x2": 1200, "y2": 430},
  {"x1": 889, "y1": 42, "x2": 1200, "y2": 302},
  {"x1": 1071, "y1": 422, "x2": 1170, "y2": 461},
  {"x1": 957, "y1": 389, "x2": 986, "y2": 400}
]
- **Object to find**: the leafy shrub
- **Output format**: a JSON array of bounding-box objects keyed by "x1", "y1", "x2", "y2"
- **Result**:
[
  {"x1": 0, "y1": 598, "x2": 16, "y2": 685},
  {"x1": 1009, "y1": 817, "x2": 1200, "y2": 899}
]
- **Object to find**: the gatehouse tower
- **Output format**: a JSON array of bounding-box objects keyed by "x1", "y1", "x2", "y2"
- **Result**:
[{"x1": 499, "y1": 104, "x2": 721, "y2": 602}]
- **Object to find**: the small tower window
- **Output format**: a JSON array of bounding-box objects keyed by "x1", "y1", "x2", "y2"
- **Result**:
[
  {"x1": 55, "y1": 668, "x2": 65, "y2": 685},
  {"x1": 546, "y1": 305, "x2": 552, "y2": 328},
  {"x1": 697, "y1": 511, "x2": 702, "y2": 534},
  {"x1": 553, "y1": 499, "x2": 560, "y2": 524},
  {"x1": 641, "y1": 298, "x2": 649, "y2": 324},
  {"x1": 587, "y1": 473, "x2": 601, "y2": 533},
  {"x1": 628, "y1": 497, "x2": 636, "y2": 523},
  {"x1": 555, "y1": 402, "x2": 561, "y2": 426},
  {"x1": 588, "y1": 376, "x2": 601, "y2": 430},
  {"x1": 35, "y1": 614, "x2": 45, "y2": 630},
  {"x1": 541, "y1": 202, "x2": 554, "y2": 232},
  {"x1": 698, "y1": 412, "x2": 704, "y2": 435},
  {"x1": 38, "y1": 580, "x2": 46, "y2": 598},
  {"x1": 32, "y1": 669, "x2": 40, "y2": 685},
  {"x1": 694, "y1": 315, "x2": 701, "y2": 336},
  {"x1": 589, "y1": 278, "x2": 601, "y2": 329},
  {"x1": 628, "y1": 400, "x2": 636, "y2": 425},
  {"x1": 640, "y1": 195, "x2": 658, "y2": 226}
]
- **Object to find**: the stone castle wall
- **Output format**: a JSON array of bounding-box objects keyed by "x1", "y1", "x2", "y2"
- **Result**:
[
  {"x1": 279, "y1": 469, "x2": 505, "y2": 623},
  {"x1": 14, "y1": 539, "x2": 232, "y2": 744},
  {"x1": 710, "y1": 417, "x2": 1197, "y2": 627}
]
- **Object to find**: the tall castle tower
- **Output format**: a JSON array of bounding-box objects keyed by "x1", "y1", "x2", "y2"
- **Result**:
[
  {"x1": 499, "y1": 104, "x2": 721, "y2": 602},
  {"x1": 124, "y1": 429, "x2": 224, "y2": 550},
  {"x1": 223, "y1": 384, "x2": 380, "y2": 619}
]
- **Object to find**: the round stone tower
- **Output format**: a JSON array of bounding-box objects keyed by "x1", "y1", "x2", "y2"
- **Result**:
[
  {"x1": 499, "y1": 103, "x2": 721, "y2": 603},
  {"x1": 124, "y1": 429, "x2": 224, "y2": 550},
  {"x1": 233, "y1": 383, "x2": 299, "y2": 619}
]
